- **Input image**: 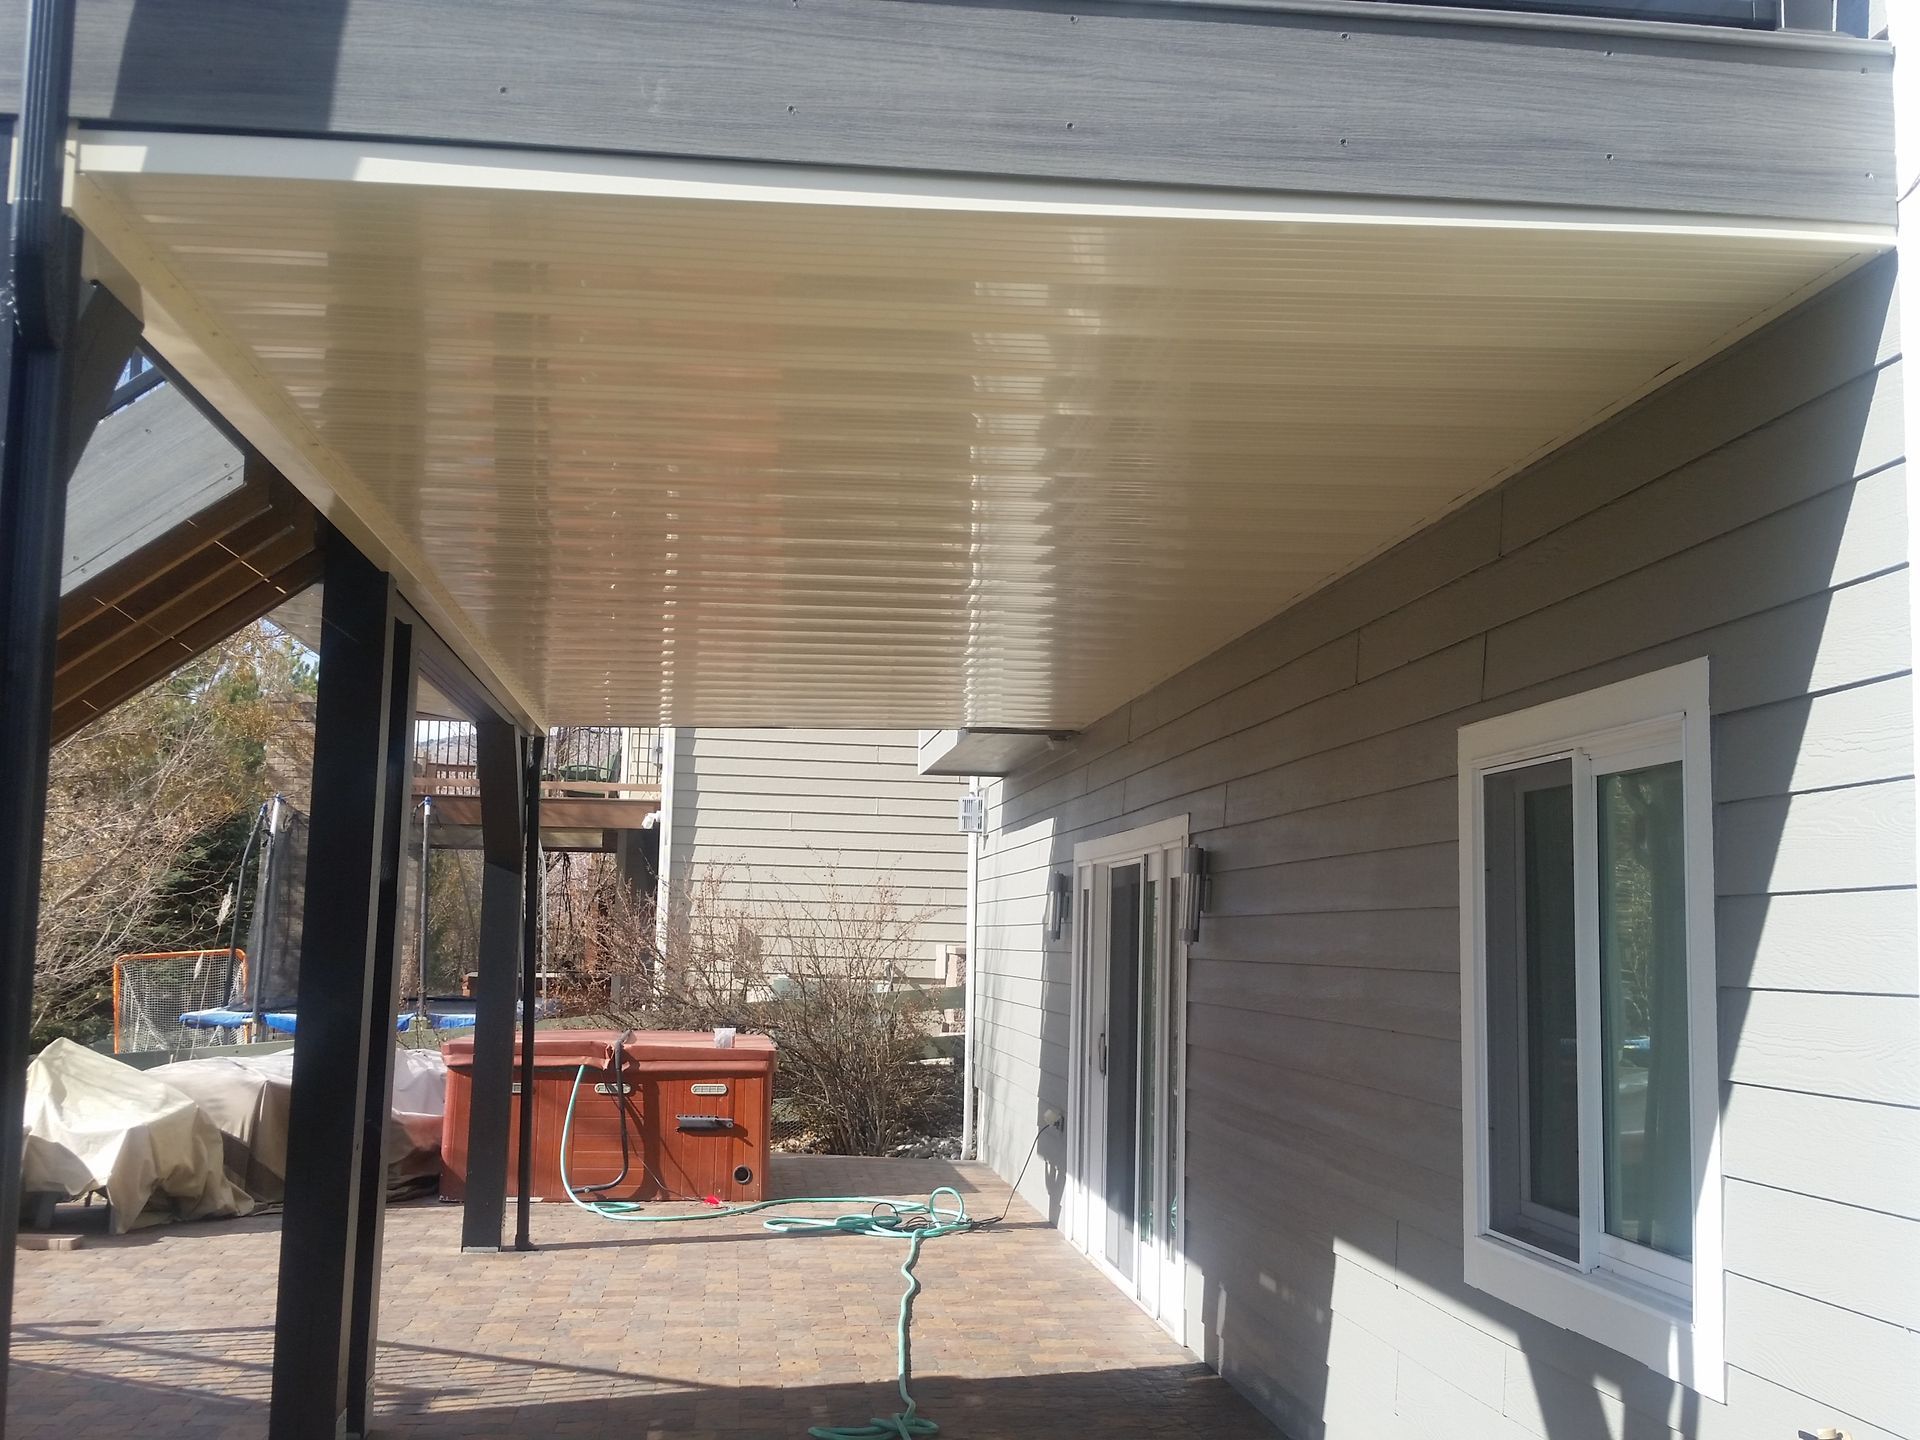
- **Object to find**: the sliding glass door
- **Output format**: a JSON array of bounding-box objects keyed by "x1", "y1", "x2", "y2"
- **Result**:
[{"x1": 1069, "y1": 821, "x2": 1190, "y2": 1340}]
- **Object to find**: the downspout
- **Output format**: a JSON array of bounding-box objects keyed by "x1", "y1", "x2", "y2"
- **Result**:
[
  {"x1": 1890, "y1": 9, "x2": 1920, "y2": 1002},
  {"x1": 960, "y1": 777, "x2": 982, "y2": 1161},
  {"x1": 652, "y1": 727, "x2": 680, "y2": 974}
]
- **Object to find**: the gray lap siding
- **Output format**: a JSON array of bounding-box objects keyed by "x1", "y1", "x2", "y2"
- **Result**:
[{"x1": 973, "y1": 254, "x2": 1920, "y2": 1440}]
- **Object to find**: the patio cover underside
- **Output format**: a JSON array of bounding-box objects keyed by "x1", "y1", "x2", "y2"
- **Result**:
[{"x1": 70, "y1": 133, "x2": 1889, "y2": 731}]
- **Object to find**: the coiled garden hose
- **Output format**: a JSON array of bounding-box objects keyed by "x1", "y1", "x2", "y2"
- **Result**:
[{"x1": 557, "y1": 1062, "x2": 980, "y2": 1439}]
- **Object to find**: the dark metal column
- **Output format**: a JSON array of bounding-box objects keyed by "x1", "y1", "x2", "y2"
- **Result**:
[
  {"x1": 0, "y1": 2, "x2": 137, "y2": 1423},
  {"x1": 514, "y1": 734, "x2": 546, "y2": 1251},
  {"x1": 268, "y1": 538, "x2": 400, "y2": 1440},
  {"x1": 461, "y1": 719, "x2": 526, "y2": 1250},
  {"x1": 345, "y1": 616, "x2": 417, "y2": 1437}
]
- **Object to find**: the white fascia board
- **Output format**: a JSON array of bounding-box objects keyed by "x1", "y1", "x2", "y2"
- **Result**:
[{"x1": 72, "y1": 129, "x2": 1895, "y2": 248}]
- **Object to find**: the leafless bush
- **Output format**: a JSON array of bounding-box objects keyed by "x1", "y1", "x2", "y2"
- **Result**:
[
  {"x1": 550, "y1": 859, "x2": 957, "y2": 1154},
  {"x1": 542, "y1": 859, "x2": 767, "y2": 1027},
  {"x1": 768, "y1": 871, "x2": 956, "y2": 1154}
]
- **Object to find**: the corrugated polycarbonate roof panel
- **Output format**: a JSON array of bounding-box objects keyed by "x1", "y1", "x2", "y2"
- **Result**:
[{"x1": 73, "y1": 136, "x2": 1886, "y2": 729}]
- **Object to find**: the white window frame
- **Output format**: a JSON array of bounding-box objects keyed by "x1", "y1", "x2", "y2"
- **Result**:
[{"x1": 1457, "y1": 659, "x2": 1724, "y2": 1400}]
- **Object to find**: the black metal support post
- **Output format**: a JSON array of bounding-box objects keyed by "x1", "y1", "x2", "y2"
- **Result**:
[
  {"x1": 0, "y1": 210, "x2": 63, "y2": 1440},
  {"x1": 0, "y1": 4, "x2": 142, "y2": 1424},
  {"x1": 345, "y1": 618, "x2": 417, "y2": 1437},
  {"x1": 268, "y1": 538, "x2": 404, "y2": 1440},
  {"x1": 415, "y1": 796, "x2": 432, "y2": 1025},
  {"x1": 461, "y1": 719, "x2": 526, "y2": 1250},
  {"x1": 514, "y1": 734, "x2": 545, "y2": 1251}
]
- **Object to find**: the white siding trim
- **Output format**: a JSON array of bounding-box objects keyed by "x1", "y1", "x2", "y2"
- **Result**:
[
  {"x1": 1073, "y1": 814, "x2": 1191, "y2": 865},
  {"x1": 652, "y1": 725, "x2": 681, "y2": 950},
  {"x1": 72, "y1": 129, "x2": 1897, "y2": 245},
  {"x1": 1889, "y1": 0, "x2": 1920, "y2": 1011}
]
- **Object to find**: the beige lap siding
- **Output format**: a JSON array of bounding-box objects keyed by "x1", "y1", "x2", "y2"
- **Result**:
[{"x1": 663, "y1": 728, "x2": 968, "y2": 981}]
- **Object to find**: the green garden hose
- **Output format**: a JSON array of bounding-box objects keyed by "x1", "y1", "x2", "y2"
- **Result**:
[{"x1": 557, "y1": 1063, "x2": 978, "y2": 1440}]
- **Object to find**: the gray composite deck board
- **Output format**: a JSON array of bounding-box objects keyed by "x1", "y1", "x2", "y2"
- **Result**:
[
  {"x1": 0, "y1": 0, "x2": 1892, "y2": 225},
  {"x1": 60, "y1": 384, "x2": 244, "y2": 595},
  {"x1": 974, "y1": 251, "x2": 1918, "y2": 1436}
]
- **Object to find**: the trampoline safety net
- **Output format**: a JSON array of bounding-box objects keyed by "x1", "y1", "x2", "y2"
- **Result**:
[
  {"x1": 110, "y1": 799, "x2": 311, "y2": 1053},
  {"x1": 246, "y1": 804, "x2": 309, "y2": 1013}
]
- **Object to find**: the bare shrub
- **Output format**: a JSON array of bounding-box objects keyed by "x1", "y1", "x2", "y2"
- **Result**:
[
  {"x1": 555, "y1": 859, "x2": 958, "y2": 1155},
  {"x1": 545, "y1": 859, "x2": 768, "y2": 1028},
  {"x1": 764, "y1": 871, "x2": 954, "y2": 1155}
]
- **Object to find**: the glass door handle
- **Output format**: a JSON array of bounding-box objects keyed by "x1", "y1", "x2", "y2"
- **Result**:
[{"x1": 1099, "y1": 1030, "x2": 1107, "y2": 1076}]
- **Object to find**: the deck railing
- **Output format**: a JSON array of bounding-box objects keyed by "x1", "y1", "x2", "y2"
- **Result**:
[
  {"x1": 1365, "y1": 0, "x2": 1868, "y2": 35},
  {"x1": 413, "y1": 722, "x2": 663, "y2": 799}
]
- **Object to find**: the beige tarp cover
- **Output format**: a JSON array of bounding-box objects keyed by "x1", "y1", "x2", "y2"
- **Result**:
[
  {"x1": 148, "y1": 1054, "x2": 293, "y2": 1202},
  {"x1": 147, "y1": 1046, "x2": 448, "y2": 1202},
  {"x1": 384, "y1": 1046, "x2": 450, "y2": 1190},
  {"x1": 21, "y1": 1038, "x2": 253, "y2": 1232}
]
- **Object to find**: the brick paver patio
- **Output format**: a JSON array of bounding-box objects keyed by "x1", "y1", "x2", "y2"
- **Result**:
[{"x1": 9, "y1": 1156, "x2": 1276, "y2": 1439}]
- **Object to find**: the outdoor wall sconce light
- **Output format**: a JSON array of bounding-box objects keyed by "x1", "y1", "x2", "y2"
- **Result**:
[
  {"x1": 957, "y1": 791, "x2": 986, "y2": 835},
  {"x1": 1044, "y1": 871, "x2": 1071, "y2": 941},
  {"x1": 1181, "y1": 845, "x2": 1210, "y2": 944}
]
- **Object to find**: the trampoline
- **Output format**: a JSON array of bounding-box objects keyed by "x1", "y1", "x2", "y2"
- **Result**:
[{"x1": 179, "y1": 1002, "x2": 549, "y2": 1034}]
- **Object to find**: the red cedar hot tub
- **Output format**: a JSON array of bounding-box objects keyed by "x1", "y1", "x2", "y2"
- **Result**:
[{"x1": 440, "y1": 1029, "x2": 776, "y2": 1204}]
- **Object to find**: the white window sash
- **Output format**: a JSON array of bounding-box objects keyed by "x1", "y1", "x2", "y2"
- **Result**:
[
  {"x1": 1588, "y1": 731, "x2": 1683, "y2": 776},
  {"x1": 1595, "y1": 1232, "x2": 1693, "y2": 1295},
  {"x1": 1456, "y1": 658, "x2": 1723, "y2": 1400},
  {"x1": 1577, "y1": 731, "x2": 1692, "y2": 1290},
  {"x1": 1505, "y1": 765, "x2": 1575, "y2": 1230},
  {"x1": 1571, "y1": 742, "x2": 1605, "y2": 1274}
]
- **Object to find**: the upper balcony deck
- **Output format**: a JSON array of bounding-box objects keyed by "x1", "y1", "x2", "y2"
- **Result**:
[
  {"x1": 27, "y1": 0, "x2": 1899, "y2": 733},
  {"x1": 1, "y1": 0, "x2": 1892, "y2": 228},
  {"x1": 414, "y1": 723, "x2": 662, "y2": 844}
]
